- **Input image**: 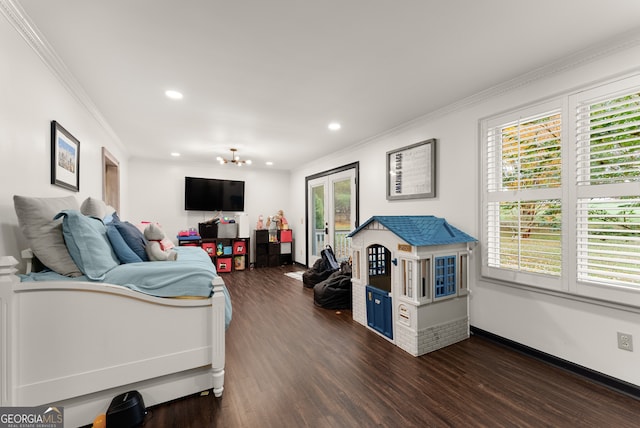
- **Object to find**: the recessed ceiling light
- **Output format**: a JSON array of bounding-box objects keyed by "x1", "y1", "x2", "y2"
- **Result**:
[
  {"x1": 165, "y1": 90, "x2": 183, "y2": 100},
  {"x1": 328, "y1": 122, "x2": 341, "y2": 131},
  {"x1": 266, "y1": 161, "x2": 274, "y2": 166},
  {"x1": 170, "y1": 152, "x2": 181, "y2": 157}
]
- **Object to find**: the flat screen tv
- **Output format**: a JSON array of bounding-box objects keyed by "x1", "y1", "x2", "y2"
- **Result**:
[{"x1": 184, "y1": 176, "x2": 245, "y2": 212}]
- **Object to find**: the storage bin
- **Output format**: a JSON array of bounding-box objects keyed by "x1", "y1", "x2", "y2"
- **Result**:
[
  {"x1": 280, "y1": 229, "x2": 292, "y2": 243},
  {"x1": 216, "y1": 257, "x2": 232, "y2": 273},
  {"x1": 217, "y1": 223, "x2": 237, "y2": 239},
  {"x1": 256, "y1": 254, "x2": 268, "y2": 268},
  {"x1": 198, "y1": 223, "x2": 217, "y2": 239},
  {"x1": 280, "y1": 242, "x2": 292, "y2": 254},
  {"x1": 201, "y1": 242, "x2": 216, "y2": 256},
  {"x1": 234, "y1": 255, "x2": 246, "y2": 270},
  {"x1": 255, "y1": 229, "x2": 269, "y2": 244},
  {"x1": 233, "y1": 240, "x2": 246, "y2": 254}
]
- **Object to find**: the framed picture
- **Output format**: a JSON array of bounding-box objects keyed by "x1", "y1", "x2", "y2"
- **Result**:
[
  {"x1": 51, "y1": 121, "x2": 80, "y2": 192},
  {"x1": 386, "y1": 138, "x2": 436, "y2": 200}
]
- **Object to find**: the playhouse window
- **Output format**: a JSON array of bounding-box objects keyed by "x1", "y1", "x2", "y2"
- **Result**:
[
  {"x1": 368, "y1": 245, "x2": 387, "y2": 276},
  {"x1": 459, "y1": 253, "x2": 468, "y2": 293},
  {"x1": 435, "y1": 256, "x2": 456, "y2": 298},
  {"x1": 402, "y1": 259, "x2": 413, "y2": 298},
  {"x1": 420, "y1": 258, "x2": 431, "y2": 301}
]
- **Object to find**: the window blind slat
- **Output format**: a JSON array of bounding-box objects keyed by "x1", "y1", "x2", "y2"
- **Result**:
[{"x1": 576, "y1": 90, "x2": 640, "y2": 187}]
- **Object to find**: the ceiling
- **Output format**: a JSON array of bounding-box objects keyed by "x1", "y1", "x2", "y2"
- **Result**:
[{"x1": 14, "y1": 0, "x2": 640, "y2": 170}]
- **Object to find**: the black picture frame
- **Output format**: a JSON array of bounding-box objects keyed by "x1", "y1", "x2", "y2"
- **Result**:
[
  {"x1": 50, "y1": 120, "x2": 80, "y2": 192},
  {"x1": 386, "y1": 138, "x2": 436, "y2": 200}
]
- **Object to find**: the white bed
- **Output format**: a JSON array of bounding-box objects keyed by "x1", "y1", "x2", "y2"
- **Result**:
[
  {"x1": 0, "y1": 253, "x2": 226, "y2": 428},
  {"x1": 1, "y1": 195, "x2": 229, "y2": 427}
]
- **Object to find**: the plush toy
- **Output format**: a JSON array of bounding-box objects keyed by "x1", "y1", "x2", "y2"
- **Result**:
[
  {"x1": 268, "y1": 215, "x2": 278, "y2": 242},
  {"x1": 144, "y1": 223, "x2": 177, "y2": 261},
  {"x1": 256, "y1": 214, "x2": 264, "y2": 230},
  {"x1": 276, "y1": 209, "x2": 288, "y2": 230}
]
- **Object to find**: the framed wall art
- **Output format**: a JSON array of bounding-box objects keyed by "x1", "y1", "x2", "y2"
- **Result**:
[
  {"x1": 51, "y1": 120, "x2": 80, "y2": 192},
  {"x1": 386, "y1": 138, "x2": 436, "y2": 200}
]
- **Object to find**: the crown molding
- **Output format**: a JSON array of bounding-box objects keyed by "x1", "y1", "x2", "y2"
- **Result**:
[
  {"x1": 297, "y1": 27, "x2": 640, "y2": 175},
  {"x1": 352, "y1": 27, "x2": 640, "y2": 152},
  {"x1": 443, "y1": 27, "x2": 640, "y2": 114},
  {"x1": 1, "y1": 0, "x2": 127, "y2": 154}
]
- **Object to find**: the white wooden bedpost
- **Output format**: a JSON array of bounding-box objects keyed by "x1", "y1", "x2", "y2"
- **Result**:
[
  {"x1": 210, "y1": 276, "x2": 226, "y2": 397},
  {"x1": 0, "y1": 256, "x2": 20, "y2": 407}
]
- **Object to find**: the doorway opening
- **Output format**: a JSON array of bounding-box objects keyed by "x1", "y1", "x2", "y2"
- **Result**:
[{"x1": 102, "y1": 147, "x2": 120, "y2": 212}]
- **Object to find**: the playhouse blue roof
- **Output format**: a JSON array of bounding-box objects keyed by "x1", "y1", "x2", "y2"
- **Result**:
[{"x1": 348, "y1": 215, "x2": 476, "y2": 247}]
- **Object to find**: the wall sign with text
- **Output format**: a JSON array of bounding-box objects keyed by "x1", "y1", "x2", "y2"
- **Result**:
[{"x1": 386, "y1": 139, "x2": 436, "y2": 200}]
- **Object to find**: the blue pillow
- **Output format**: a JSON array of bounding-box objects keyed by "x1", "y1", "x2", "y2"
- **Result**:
[
  {"x1": 106, "y1": 225, "x2": 143, "y2": 263},
  {"x1": 54, "y1": 210, "x2": 120, "y2": 280},
  {"x1": 111, "y1": 217, "x2": 149, "y2": 261},
  {"x1": 103, "y1": 211, "x2": 116, "y2": 225}
]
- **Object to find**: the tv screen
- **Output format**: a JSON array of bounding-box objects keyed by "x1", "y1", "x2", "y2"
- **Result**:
[{"x1": 184, "y1": 177, "x2": 245, "y2": 212}]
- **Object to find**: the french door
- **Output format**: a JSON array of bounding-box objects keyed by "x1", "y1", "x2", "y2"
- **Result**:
[{"x1": 306, "y1": 163, "x2": 358, "y2": 266}]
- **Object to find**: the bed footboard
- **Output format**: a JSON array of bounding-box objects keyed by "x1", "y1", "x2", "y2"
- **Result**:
[{"x1": 0, "y1": 255, "x2": 227, "y2": 427}]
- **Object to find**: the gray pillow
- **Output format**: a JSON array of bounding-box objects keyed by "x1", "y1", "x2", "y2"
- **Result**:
[
  {"x1": 13, "y1": 195, "x2": 82, "y2": 277},
  {"x1": 80, "y1": 197, "x2": 115, "y2": 219}
]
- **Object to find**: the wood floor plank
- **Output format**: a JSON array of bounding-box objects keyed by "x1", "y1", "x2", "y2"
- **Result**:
[{"x1": 143, "y1": 266, "x2": 640, "y2": 427}]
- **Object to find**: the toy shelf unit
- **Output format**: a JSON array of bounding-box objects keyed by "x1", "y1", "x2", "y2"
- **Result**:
[
  {"x1": 177, "y1": 222, "x2": 250, "y2": 273},
  {"x1": 255, "y1": 229, "x2": 293, "y2": 268},
  {"x1": 200, "y1": 237, "x2": 249, "y2": 273}
]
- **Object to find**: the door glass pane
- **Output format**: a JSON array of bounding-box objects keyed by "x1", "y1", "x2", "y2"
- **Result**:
[
  {"x1": 312, "y1": 184, "x2": 325, "y2": 257},
  {"x1": 333, "y1": 178, "x2": 351, "y2": 260}
]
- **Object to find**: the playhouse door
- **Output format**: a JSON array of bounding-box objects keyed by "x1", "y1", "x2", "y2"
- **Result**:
[
  {"x1": 364, "y1": 244, "x2": 393, "y2": 339},
  {"x1": 366, "y1": 286, "x2": 393, "y2": 339}
]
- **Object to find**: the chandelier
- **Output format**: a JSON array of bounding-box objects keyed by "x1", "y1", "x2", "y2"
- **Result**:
[{"x1": 217, "y1": 148, "x2": 252, "y2": 166}]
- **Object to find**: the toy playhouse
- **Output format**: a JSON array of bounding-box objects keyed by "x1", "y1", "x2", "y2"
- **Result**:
[{"x1": 348, "y1": 216, "x2": 476, "y2": 356}]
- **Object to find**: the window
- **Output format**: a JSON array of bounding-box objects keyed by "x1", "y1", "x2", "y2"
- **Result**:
[
  {"x1": 484, "y1": 101, "x2": 563, "y2": 288},
  {"x1": 420, "y1": 258, "x2": 431, "y2": 302},
  {"x1": 575, "y1": 84, "x2": 640, "y2": 290},
  {"x1": 434, "y1": 256, "x2": 456, "y2": 298},
  {"x1": 368, "y1": 245, "x2": 387, "y2": 276},
  {"x1": 459, "y1": 253, "x2": 469, "y2": 293},
  {"x1": 482, "y1": 74, "x2": 640, "y2": 305},
  {"x1": 401, "y1": 259, "x2": 413, "y2": 298}
]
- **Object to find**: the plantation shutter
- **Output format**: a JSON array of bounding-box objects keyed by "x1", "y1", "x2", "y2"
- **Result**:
[
  {"x1": 482, "y1": 74, "x2": 640, "y2": 305},
  {"x1": 488, "y1": 111, "x2": 562, "y2": 192},
  {"x1": 575, "y1": 87, "x2": 640, "y2": 288},
  {"x1": 485, "y1": 106, "x2": 563, "y2": 279}
]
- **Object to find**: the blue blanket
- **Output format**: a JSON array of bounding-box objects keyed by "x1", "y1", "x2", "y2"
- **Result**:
[{"x1": 21, "y1": 247, "x2": 232, "y2": 328}]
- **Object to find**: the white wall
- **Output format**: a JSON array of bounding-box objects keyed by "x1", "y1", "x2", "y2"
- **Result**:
[
  {"x1": 126, "y1": 157, "x2": 290, "y2": 261},
  {"x1": 0, "y1": 14, "x2": 128, "y2": 268},
  {"x1": 3, "y1": 1, "x2": 639, "y2": 389},
  {"x1": 290, "y1": 43, "x2": 640, "y2": 386}
]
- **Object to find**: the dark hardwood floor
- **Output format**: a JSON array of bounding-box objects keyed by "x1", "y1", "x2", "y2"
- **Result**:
[{"x1": 144, "y1": 265, "x2": 639, "y2": 427}]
